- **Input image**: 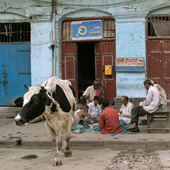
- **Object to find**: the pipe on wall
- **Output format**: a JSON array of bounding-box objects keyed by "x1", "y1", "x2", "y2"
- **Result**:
[{"x1": 52, "y1": 0, "x2": 56, "y2": 76}]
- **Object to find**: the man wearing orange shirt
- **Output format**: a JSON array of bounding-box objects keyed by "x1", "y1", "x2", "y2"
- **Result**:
[{"x1": 99, "y1": 99, "x2": 123, "y2": 134}]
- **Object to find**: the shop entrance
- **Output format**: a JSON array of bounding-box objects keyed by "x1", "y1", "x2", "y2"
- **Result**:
[
  {"x1": 61, "y1": 17, "x2": 116, "y2": 102},
  {"x1": 78, "y1": 42, "x2": 95, "y2": 99},
  {"x1": 62, "y1": 41, "x2": 116, "y2": 102}
]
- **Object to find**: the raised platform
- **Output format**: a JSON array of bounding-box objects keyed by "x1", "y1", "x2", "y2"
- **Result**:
[{"x1": 147, "y1": 107, "x2": 170, "y2": 133}]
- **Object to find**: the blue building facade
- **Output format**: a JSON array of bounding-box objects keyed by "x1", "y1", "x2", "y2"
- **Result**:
[{"x1": 0, "y1": 0, "x2": 170, "y2": 105}]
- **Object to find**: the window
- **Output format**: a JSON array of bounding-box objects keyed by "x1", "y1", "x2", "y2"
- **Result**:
[
  {"x1": 148, "y1": 16, "x2": 170, "y2": 37},
  {"x1": 62, "y1": 18, "x2": 115, "y2": 40},
  {"x1": 0, "y1": 23, "x2": 30, "y2": 42},
  {"x1": 103, "y1": 19, "x2": 115, "y2": 38},
  {"x1": 62, "y1": 21, "x2": 72, "y2": 40}
]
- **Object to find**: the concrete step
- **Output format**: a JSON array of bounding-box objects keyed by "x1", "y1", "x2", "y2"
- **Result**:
[{"x1": 0, "y1": 107, "x2": 21, "y2": 119}]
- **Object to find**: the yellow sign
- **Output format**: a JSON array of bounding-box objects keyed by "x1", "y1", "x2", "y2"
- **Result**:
[{"x1": 105, "y1": 65, "x2": 112, "y2": 75}]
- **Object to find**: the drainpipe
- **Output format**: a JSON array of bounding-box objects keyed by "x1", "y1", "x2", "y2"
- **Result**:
[{"x1": 51, "y1": 0, "x2": 56, "y2": 76}]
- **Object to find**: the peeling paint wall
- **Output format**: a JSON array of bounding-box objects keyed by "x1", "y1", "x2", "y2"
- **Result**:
[
  {"x1": 116, "y1": 17, "x2": 146, "y2": 97},
  {"x1": 55, "y1": 0, "x2": 170, "y2": 99},
  {"x1": 31, "y1": 22, "x2": 52, "y2": 85},
  {"x1": 0, "y1": 0, "x2": 52, "y2": 86},
  {"x1": 1, "y1": 0, "x2": 170, "y2": 98}
]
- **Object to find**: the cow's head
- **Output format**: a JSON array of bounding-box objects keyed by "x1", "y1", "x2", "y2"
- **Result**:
[{"x1": 15, "y1": 86, "x2": 51, "y2": 126}]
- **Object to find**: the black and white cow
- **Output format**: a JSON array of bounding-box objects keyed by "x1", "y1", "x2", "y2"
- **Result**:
[{"x1": 15, "y1": 76, "x2": 76, "y2": 166}]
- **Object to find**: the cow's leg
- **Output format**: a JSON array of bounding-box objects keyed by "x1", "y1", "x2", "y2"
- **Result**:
[
  {"x1": 53, "y1": 136, "x2": 62, "y2": 166},
  {"x1": 45, "y1": 121, "x2": 62, "y2": 166},
  {"x1": 62, "y1": 121, "x2": 72, "y2": 157}
]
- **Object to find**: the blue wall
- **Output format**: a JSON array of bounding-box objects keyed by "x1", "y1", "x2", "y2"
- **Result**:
[
  {"x1": 1, "y1": 0, "x2": 170, "y2": 99},
  {"x1": 116, "y1": 17, "x2": 146, "y2": 97},
  {"x1": 31, "y1": 22, "x2": 52, "y2": 86}
]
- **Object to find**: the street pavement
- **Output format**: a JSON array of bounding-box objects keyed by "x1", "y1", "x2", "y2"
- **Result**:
[{"x1": 0, "y1": 106, "x2": 170, "y2": 150}]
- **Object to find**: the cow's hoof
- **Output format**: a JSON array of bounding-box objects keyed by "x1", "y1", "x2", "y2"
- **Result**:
[
  {"x1": 64, "y1": 151, "x2": 72, "y2": 157},
  {"x1": 53, "y1": 160, "x2": 62, "y2": 166}
]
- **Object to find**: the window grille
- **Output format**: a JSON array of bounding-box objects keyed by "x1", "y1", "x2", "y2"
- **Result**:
[
  {"x1": 62, "y1": 21, "x2": 72, "y2": 40},
  {"x1": 148, "y1": 16, "x2": 170, "y2": 37},
  {"x1": 62, "y1": 19, "x2": 115, "y2": 40},
  {"x1": 103, "y1": 19, "x2": 115, "y2": 38},
  {"x1": 0, "y1": 23, "x2": 30, "y2": 42}
]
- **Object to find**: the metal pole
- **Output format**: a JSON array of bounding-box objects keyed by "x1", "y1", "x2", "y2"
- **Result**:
[{"x1": 52, "y1": 0, "x2": 56, "y2": 76}]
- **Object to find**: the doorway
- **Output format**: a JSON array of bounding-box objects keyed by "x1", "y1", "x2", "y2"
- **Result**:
[
  {"x1": 147, "y1": 16, "x2": 170, "y2": 99},
  {"x1": 0, "y1": 43, "x2": 31, "y2": 105},
  {"x1": 61, "y1": 41, "x2": 116, "y2": 102},
  {"x1": 0, "y1": 22, "x2": 31, "y2": 105},
  {"x1": 78, "y1": 42, "x2": 95, "y2": 99}
]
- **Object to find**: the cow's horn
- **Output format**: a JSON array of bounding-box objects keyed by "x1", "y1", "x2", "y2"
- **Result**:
[{"x1": 24, "y1": 84, "x2": 30, "y2": 90}]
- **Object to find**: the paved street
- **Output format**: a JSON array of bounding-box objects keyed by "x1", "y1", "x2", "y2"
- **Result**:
[
  {"x1": 1, "y1": 0, "x2": 170, "y2": 169},
  {"x1": 1, "y1": 106, "x2": 170, "y2": 170},
  {"x1": 1, "y1": 148, "x2": 170, "y2": 170}
]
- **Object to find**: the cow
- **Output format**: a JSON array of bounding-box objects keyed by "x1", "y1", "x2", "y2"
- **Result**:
[{"x1": 14, "y1": 76, "x2": 77, "y2": 166}]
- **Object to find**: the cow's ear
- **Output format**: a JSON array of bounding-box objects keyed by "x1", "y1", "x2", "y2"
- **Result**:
[{"x1": 14, "y1": 97, "x2": 23, "y2": 107}]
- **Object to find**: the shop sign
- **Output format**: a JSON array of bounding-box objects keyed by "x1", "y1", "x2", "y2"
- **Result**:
[
  {"x1": 72, "y1": 20, "x2": 102, "y2": 40},
  {"x1": 116, "y1": 58, "x2": 145, "y2": 72}
]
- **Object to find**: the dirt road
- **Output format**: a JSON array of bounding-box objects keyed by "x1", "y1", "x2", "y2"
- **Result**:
[{"x1": 1, "y1": 147, "x2": 170, "y2": 170}]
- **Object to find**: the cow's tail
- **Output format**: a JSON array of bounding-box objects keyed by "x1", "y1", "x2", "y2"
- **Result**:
[{"x1": 71, "y1": 114, "x2": 77, "y2": 127}]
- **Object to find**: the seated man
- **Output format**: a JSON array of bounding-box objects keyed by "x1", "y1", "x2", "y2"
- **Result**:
[
  {"x1": 72, "y1": 105, "x2": 99, "y2": 127},
  {"x1": 119, "y1": 96, "x2": 133, "y2": 125},
  {"x1": 80, "y1": 80, "x2": 104, "y2": 104},
  {"x1": 150, "y1": 80, "x2": 167, "y2": 107},
  {"x1": 99, "y1": 99, "x2": 123, "y2": 134},
  {"x1": 128, "y1": 79, "x2": 160, "y2": 132},
  {"x1": 86, "y1": 96, "x2": 102, "y2": 124}
]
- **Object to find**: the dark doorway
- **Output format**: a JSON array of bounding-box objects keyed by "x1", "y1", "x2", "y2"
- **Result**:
[{"x1": 78, "y1": 42, "x2": 95, "y2": 99}]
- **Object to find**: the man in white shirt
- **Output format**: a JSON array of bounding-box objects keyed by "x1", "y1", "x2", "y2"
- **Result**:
[
  {"x1": 150, "y1": 80, "x2": 167, "y2": 107},
  {"x1": 128, "y1": 79, "x2": 160, "y2": 132},
  {"x1": 80, "y1": 80, "x2": 104, "y2": 104},
  {"x1": 119, "y1": 96, "x2": 133, "y2": 124},
  {"x1": 86, "y1": 96, "x2": 102, "y2": 124}
]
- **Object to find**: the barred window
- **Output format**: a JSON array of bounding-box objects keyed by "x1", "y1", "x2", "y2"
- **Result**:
[
  {"x1": 148, "y1": 16, "x2": 170, "y2": 37},
  {"x1": 62, "y1": 21, "x2": 72, "y2": 40},
  {"x1": 62, "y1": 19, "x2": 115, "y2": 40},
  {"x1": 103, "y1": 19, "x2": 115, "y2": 38},
  {"x1": 0, "y1": 23, "x2": 30, "y2": 42}
]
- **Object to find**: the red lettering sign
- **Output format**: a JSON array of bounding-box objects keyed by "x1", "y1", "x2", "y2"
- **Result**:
[{"x1": 125, "y1": 58, "x2": 138, "y2": 64}]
